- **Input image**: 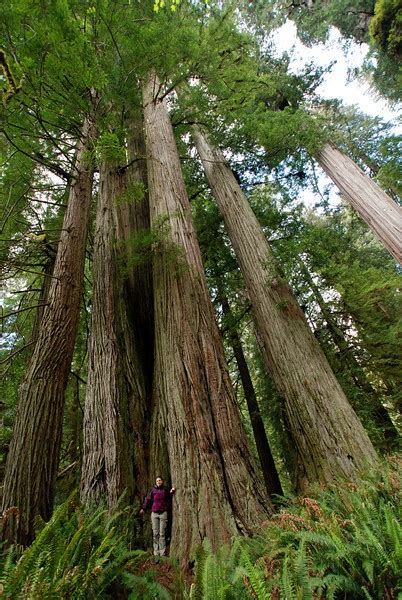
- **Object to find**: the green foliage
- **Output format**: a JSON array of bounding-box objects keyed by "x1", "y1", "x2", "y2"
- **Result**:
[
  {"x1": 116, "y1": 213, "x2": 187, "y2": 278},
  {"x1": 253, "y1": 108, "x2": 326, "y2": 167},
  {"x1": 115, "y1": 181, "x2": 146, "y2": 206},
  {"x1": 189, "y1": 539, "x2": 250, "y2": 600},
  {"x1": 153, "y1": 0, "x2": 181, "y2": 13},
  {"x1": 0, "y1": 493, "x2": 170, "y2": 599},
  {"x1": 190, "y1": 459, "x2": 402, "y2": 599},
  {"x1": 320, "y1": 103, "x2": 402, "y2": 198},
  {"x1": 258, "y1": 191, "x2": 401, "y2": 450},
  {"x1": 284, "y1": 0, "x2": 375, "y2": 45},
  {"x1": 1, "y1": 4, "x2": 400, "y2": 597},
  {"x1": 261, "y1": 0, "x2": 400, "y2": 100},
  {"x1": 95, "y1": 133, "x2": 126, "y2": 164},
  {"x1": 124, "y1": 570, "x2": 172, "y2": 599},
  {"x1": 369, "y1": 0, "x2": 402, "y2": 58}
]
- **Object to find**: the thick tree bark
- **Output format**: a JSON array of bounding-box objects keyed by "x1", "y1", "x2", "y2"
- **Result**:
[
  {"x1": 80, "y1": 162, "x2": 136, "y2": 509},
  {"x1": 316, "y1": 143, "x2": 402, "y2": 263},
  {"x1": 143, "y1": 73, "x2": 271, "y2": 565},
  {"x1": 112, "y1": 116, "x2": 154, "y2": 498},
  {"x1": 193, "y1": 126, "x2": 378, "y2": 492},
  {"x1": 220, "y1": 295, "x2": 283, "y2": 497},
  {"x1": 1, "y1": 115, "x2": 97, "y2": 545},
  {"x1": 343, "y1": 143, "x2": 400, "y2": 203}
]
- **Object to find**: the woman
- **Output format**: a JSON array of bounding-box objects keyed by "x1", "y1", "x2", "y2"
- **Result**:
[{"x1": 140, "y1": 476, "x2": 176, "y2": 556}]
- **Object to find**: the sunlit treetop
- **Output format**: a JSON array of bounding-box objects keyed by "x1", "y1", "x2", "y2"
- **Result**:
[{"x1": 153, "y1": 0, "x2": 209, "y2": 12}]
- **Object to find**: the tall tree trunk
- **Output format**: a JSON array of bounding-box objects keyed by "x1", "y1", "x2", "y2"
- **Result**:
[
  {"x1": 316, "y1": 143, "x2": 402, "y2": 263},
  {"x1": 220, "y1": 294, "x2": 283, "y2": 497},
  {"x1": 143, "y1": 73, "x2": 271, "y2": 565},
  {"x1": 193, "y1": 126, "x2": 378, "y2": 492},
  {"x1": 113, "y1": 115, "x2": 154, "y2": 499},
  {"x1": 1, "y1": 115, "x2": 97, "y2": 545},
  {"x1": 80, "y1": 162, "x2": 136, "y2": 509},
  {"x1": 300, "y1": 262, "x2": 399, "y2": 449}
]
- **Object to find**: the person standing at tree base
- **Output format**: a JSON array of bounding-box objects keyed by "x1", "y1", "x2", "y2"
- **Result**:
[{"x1": 140, "y1": 476, "x2": 176, "y2": 556}]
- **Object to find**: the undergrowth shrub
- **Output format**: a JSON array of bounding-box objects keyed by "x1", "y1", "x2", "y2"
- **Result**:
[
  {"x1": 189, "y1": 456, "x2": 401, "y2": 599},
  {"x1": 0, "y1": 492, "x2": 170, "y2": 599}
]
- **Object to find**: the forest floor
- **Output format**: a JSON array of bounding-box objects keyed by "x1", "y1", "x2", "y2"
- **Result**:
[
  {"x1": 110, "y1": 555, "x2": 192, "y2": 598},
  {"x1": 139, "y1": 556, "x2": 190, "y2": 590}
]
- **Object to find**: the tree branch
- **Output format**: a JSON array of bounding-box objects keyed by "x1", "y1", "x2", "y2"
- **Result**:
[
  {"x1": 0, "y1": 340, "x2": 36, "y2": 365},
  {"x1": 1, "y1": 303, "x2": 48, "y2": 320}
]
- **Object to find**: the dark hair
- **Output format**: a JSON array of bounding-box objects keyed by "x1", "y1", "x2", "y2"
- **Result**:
[{"x1": 155, "y1": 475, "x2": 163, "y2": 480}]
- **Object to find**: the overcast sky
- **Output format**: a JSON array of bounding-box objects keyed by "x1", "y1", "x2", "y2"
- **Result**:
[
  {"x1": 267, "y1": 21, "x2": 401, "y2": 209},
  {"x1": 271, "y1": 21, "x2": 400, "y2": 123}
]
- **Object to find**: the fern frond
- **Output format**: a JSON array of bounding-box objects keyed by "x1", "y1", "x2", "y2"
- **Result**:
[
  {"x1": 238, "y1": 548, "x2": 269, "y2": 600},
  {"x1": 192, "y1": 542, "x2": 207, "y2": 600},
  {"x1": 281, "y1": 554, "x2": 297, "y2": 600}
]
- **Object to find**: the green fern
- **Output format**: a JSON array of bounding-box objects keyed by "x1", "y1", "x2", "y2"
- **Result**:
[
  {"x1": 281, "y1": 554, "x2": 297, "y2": 600},
  {"x1": 123, "y1": 570, "x2": 172, "y2": 600},
  {"x1": 236, "y1": 548, "x2": 269, "y2": 600},
  {"x1": 0, "y1": 494, "x2": 152, "y2": 599},
  {"x1": 202, "y1": 550, "x2": 221, "y2": 600},
  {"x1": 191, "y1": 542, "x2": 208, "y2": 600},
  {"x1": 188, "y1": 458, "x2": 401, "y2": 600}
]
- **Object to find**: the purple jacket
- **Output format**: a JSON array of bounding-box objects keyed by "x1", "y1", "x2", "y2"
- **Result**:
[{"x1": 143, "y1": 485, "x2": 172, "y2": 513}]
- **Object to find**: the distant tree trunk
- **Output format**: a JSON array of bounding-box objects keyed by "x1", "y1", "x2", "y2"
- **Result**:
[
  {"x1": 81, "y1": 162, "x2": 136, "y2": 509},
  {"x1": 220, "y1": 294, "x2": 283, "y2": 497},
  {"x1": 193, "y1": 126, "x2": 378, "y2": 492},
  {"x1": 316, "y1": 143, "x2": 402, "y2": 263},
  {"x1": 300, "y1": 261, "x2": 399, "y2": 450},
  {"x1": 69, "y1": 373, "x2": 83, "y2": 467},
  {"x1": 1, "y1": 114, "x2": 97, "y2": 545},
  {"x1": 113, "y1": 115, "x2": 154, "y2": 499},
  {"x1": 143, "y1": 73, "x2": 271, "y2": 565}
]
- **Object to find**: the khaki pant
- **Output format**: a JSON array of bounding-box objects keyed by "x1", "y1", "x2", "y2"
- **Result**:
[{"x1": 151, "y1": 511, "x2": 168, "y2": 556}]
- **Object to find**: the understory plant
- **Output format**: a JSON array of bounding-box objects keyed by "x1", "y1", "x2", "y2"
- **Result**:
[
  {"x1": 189, "y1": 456, "x2": 401, "y2": 599},
  {"x1": 0, "y1": 492, "x2": 170, "y2": 599}
]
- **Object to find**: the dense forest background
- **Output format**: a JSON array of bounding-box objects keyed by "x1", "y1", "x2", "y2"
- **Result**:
[{"x1": 0, "y1": 0, "x2": 401, "y2": 598}]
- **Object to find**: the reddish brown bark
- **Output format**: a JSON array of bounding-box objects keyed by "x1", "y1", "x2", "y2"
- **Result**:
[
  {"x1": 1, "y1": 115, "x2": 97, "y2": 545},
  {"x1": 112, "y1": 116, "x2": 154, "y2": 498},
  {"x1": 316, "y1": 143, "x2": 402, "y2": 264},
  {"x1": 193, "y1": 126, "x2": 378, "y2": 492},
  {"x1": 143, "y1": 73, "x2": 271, "y2": 565},
  {"x1": 80, "y1": 162, "x2": 136, "y2": 509}
]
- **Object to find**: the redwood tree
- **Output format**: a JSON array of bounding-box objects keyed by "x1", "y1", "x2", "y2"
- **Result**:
[
  {"x1": 80, "y1": 161, "x2": 136, "y2": 509},
  {"x1": 143, "y1": 72, "x2": 271, "y2": 564},
  {"x1": 193, "y1": 125, "x2": 378, "y2": 492},
  {"x1": 316, "y1": 143, "x2": 402, "y2": 264},
  {"x1": 2, "y1": 114, "x2": 97, "y2": 545},
  {"x1": 112, "y1": 115, "x2": 155, "y2": 497}
]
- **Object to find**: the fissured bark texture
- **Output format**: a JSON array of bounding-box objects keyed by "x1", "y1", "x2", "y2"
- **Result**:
[
  {"x1": 193, "y1": 126, "x2": 378, "y2": 493},
  {"x1": 2, "y1": 116, "x2": 96, "y2": 545},
  {"x1": 317, "y1": 143, "x2": 402, "y2": 264},
  {"x1": 143, "y1": 74, "x2": 271, "y2": 565}
]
